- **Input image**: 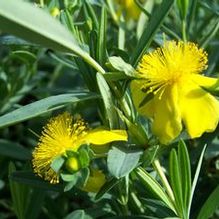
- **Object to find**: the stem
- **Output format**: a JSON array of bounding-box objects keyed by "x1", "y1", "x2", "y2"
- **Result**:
[
  {"x1": 106, "y1": 0, "x2": 119, "y2": 25},
  {"x1": 130, "y1": 191, "x2": 145, "y2": 214},
  {"x1": 39, "y1": 0, "x2": 44, "y2": 7},
  {"x1": 67, "y1": 53, "x2": 106, "y2": 74},
  {"x1": 182, "y1": 19, "x2": 187, "y2": 42},
  {"x1": 83, "y1": 54, "x2": 106, "y2": 74},
  {"x1": 152, "y1": 159, "x2": 175, "y2": 203},
  {"x1": 118, "y1": 16, "x2": 125, "y2": 50}
]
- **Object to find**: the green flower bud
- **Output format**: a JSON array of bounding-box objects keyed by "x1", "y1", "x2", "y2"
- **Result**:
[{"x1": 65, "y1": 157, "x2": 80, "y2": 173}]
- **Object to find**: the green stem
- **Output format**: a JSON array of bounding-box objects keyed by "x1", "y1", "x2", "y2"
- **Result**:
[
  {"x1": 152, "y1": 159, "x2": 175, "y2": 203},
  {"x1": 83, "y1": 53, "x2": 106, "y2": 74},
  {"x1": 118, "y1": 16, "x2": 125, "y2": 50},
  {"x1": 130, "y1": 191, "x2": 145, "y2": 214},
  {"x1": 39, "y1": 0, "x2": 44, "y2": 7},
  {"x1": 182, "y1": 19, "x2": 187, "y2": 42},
  {"x1": 67, "y1": 53, "x2": 106, "y2": 74},
  {"x1": 106, "y1": 0, "x2": 119, "y2": 25},
  {"x1": 161, "y1": 25, "x2": 181, "y2": 40}
]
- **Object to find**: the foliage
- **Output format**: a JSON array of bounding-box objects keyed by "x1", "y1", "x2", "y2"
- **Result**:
[{"x1": 0, "y1": 0, "x2": 218, "y2": 218}]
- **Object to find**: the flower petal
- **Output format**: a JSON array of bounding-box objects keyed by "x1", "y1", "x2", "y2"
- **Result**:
[
  {"x1": 192, "y1": 74, "x2": 218, "y2": 87},
  {"x1": 86, "y1": 129, "x2": 128, "y2": 145},
  {"x1": 180, "y1": 82, "x2": 219, "y2": 138},
  {"x1": 152, "y1": 85, "x2": 182, "y2": 144},
  {"x1": 130, "y1": 79, "x2": 155, "y2": 117}
]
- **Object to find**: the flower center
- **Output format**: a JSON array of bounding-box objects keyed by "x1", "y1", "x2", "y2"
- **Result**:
[{"x1": 138, "y1": 41, "x2": 208, "y2": 99}]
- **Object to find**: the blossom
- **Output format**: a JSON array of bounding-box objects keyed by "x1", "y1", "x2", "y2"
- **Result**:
[
  {"x1": 131, "y1": 41, "x2": 219, "y2": 144},
  {"x1": 32, "y1": 112, "x2": 127, "y2": 183},
  {"x1": 116, "y1": 0, "x2": 141, "y2": 20}
]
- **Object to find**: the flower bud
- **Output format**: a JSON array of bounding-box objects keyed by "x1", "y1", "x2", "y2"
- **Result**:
[{"x1": 65, "y1": 157, "x2": 80, "y2": 173}]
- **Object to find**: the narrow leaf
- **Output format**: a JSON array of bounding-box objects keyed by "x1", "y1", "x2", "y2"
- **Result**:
[
  {"x1": 96, "y1": 73, "x2": 118, "y2": 129},
  {"x1": 10, "y1": 171, "x2": 63, "y2": 191},
  {"x1": 135, "y1": 167, "x2": 175, "y2": 212},
  {"x1": 0, "y1": 139, "x2": 31, "y2": 160},
  {"x1": 0, "y1": 0, "x2": 105, "y2": 74},
  {"x1": 169, "y1": 149, "x2": 184, "y2": 217},
  {"x1": 187, "y1": 144, "x2": 207, "y2": 218},
  {"x1": 25, "y1": 189, "x2": 45, "y2": 219},
  {"x1": 0, "y1": 0, "x2": 84, "y2": 55},
  {"x1": 131, "y1": 0, "x2": 174, "y2": 67},
  {"x1": 0, "y1": 92, "x2": 99, "y2": 129},
  {"x1": 97, "y1": 7, "x2": 107, "y2": 66},
  {"x1": 178, "y1": 140, "x2": 191, "y2": 209},
  {"x1": 95, "y1": 177, "x2": 120, "y2": 200},
  {"x1": 197, "y1": 185, "x2": 219, "y2": 219},
  {"x1": 9, "y1": 163, "x2": 30, "y2": 219}
]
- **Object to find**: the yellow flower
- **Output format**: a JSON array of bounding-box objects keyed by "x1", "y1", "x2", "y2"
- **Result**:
[
  {"x1": 32, "y1": 112, "x2": 127, "y2": 184},
  {"x1": 116, "y1": 0, "x2": 141, "y2": 20},
  {"x1": 131, "y1": 41, "x2": 219, "y2": 144},
  {"x1": 82, "y1": 169, "x2": 106, "y2": 193}
]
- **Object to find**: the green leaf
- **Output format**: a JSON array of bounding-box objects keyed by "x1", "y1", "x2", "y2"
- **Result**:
[
  {"x1": 116, "y1": 108, "x2": 148, "y2": 145},
  {"x1": 10, "y1": 171, "x2": 63, "y2": 191},
  {"x1": 0, "y1": 0, "x2": 105, "y2": 74},
  {"x1": 50, "y1": 156, "x2": 65, "y2": 173},
  {"x1": 9, "y1": 163, "x2": 30, "y2": 219},
  {"x1": 178, "y1": 140, "x2": 191, "y2": 209},
  {"x1": 107, "y1": 56, "x2": 135, "y2": 77},
  {"x1": 105, "y1": 216, "x2": 159, "y2": 219},
  {"x1": 169, "y1": 149, "x2": 184, "y2": 217},
  {"x1": 197, "y1": 184, "x2": 219, "y2": 219},
  {"x1": 11, "y1": 50, "x2": 36, "y2": 64},
  {"x1": 0, "y1": 35, "x2": 34, "y2": 46},
  {"x1": 63, "y1": 177, "x2": 78, "y2": 192},
  {"x1": 0, "y1": 92, "x2": 99, "y2": 129},
  {"x1": 0, "y1": 0, "x2": 83, "y2": 55},
  {"x1": 103, "y1": 72, "x2": 129, "y2": 81},
  {"x1": 141, "y1": 198, "x2": 176, "y2": 217},
  {"x1": 135, "y1": 167, "x2": 175, "y2": 212},
  {"x1": 61, "y1": 173, "x2": 77, "y2": 182},
  {"x1": 131, "y1": 0, "x2": 174, "y2": 67},
  {"x1": 107, "y1": 147, "x2": 142, "y2": 178},
  {"x1": 96, "y1": 73, "x2": 118, "y2": 129},
  {"x1": 64, "y1": 210, "x2": 92, "y2": 219},
  {"x1": 200, "y1": 18, "x2": 219, "y2": 48},
  {"x1": 187, "y1": 0, "x2": 198, "y2": 32},
  {"x1": 177, "y1": 0, "x2": 189, "y2": 19},
  {"x1": 187, "y1": 144, "x2": 207, "y2": 218},
  {"x1": 84, "y1": 2, "x2": 99, "y2": 31},
  {"x1": 97, "y1": 6, "x2": 107, "y2": 66},
  {"x1": 25, "y1": 189, "x2": 45, "y2": 219},
  {"x1": 77, "y1": 168, "x2": 90, "y2": 187},
  {"x1": 0, "y1": 139, "x2": 31, "y2": 160},
  {"x1": 141, "y1": 145, "x2": 159, "y2": 167},
  {"x1": 78, "y1": 148, "x2": 90, "y2": 168},
  {"x1": 95, "y1": 177, "x2": 120, "y2": 200}
]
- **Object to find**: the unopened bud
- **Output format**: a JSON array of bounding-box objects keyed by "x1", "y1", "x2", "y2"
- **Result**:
[{"x1": 65, "y1": 157, "x2": 80, "y2": 173}]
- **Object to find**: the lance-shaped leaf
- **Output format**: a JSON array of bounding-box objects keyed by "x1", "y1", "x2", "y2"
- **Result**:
[{"x1": 0, "y1": 92, "x2": 99, "y2": 129}]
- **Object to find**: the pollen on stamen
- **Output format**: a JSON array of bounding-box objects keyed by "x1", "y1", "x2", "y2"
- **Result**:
[
  {"x1": 32, "y1": 112, "x2": 88, "y2": 184},
  {"x1": 137, "y1": 41, "x2": 208, "y2": 100}
]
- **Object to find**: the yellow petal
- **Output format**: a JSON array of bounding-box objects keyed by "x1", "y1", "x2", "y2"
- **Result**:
[
  {"x1": 130, "y1": 79, "x2": 155, "y2": 117},
  {"x1": 192, "y1": 74, "x2": 218, "y2": 87},
  {"x1": 85, "y1": 129, "x2": 128, "y2": 145},
  {"x1": 152, "y1": 85, "x2": 182, "y2": 144},
  {"x1": 82, "y1": 170, "x2": 106, "y2": 193},
  {"x1": 180, "y1": 82, "x2": 219, "y2": 138}
]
